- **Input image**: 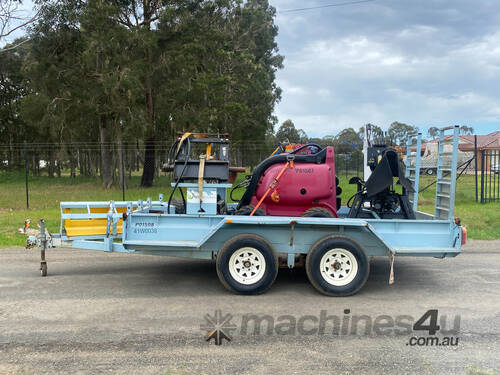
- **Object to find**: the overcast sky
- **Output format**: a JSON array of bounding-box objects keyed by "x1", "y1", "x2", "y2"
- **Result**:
[
  {"x1": 270, "y1": 0, "x2": 500, "y2": 137},
  {"x1": 3, "y1": 0, "x2": 500, "y2": 137}
]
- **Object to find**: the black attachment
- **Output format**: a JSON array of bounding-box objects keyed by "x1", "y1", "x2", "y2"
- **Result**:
[
  {"x1": 364, "y1": 148, "x2": 414, "y2": 198},
  {"x1": 347, "y1": 148, "x2": 415, "y2": 220}
]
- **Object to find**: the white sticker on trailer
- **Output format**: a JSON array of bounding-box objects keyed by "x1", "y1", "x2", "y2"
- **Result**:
[{"x1": 186, "y1": 189, "x2": 217, "y2": 204}]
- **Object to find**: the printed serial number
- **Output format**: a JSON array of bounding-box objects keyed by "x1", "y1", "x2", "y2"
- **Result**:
[
  {"x1": 295, "y1": 168, "x2": 313, "y2": 173},
  {"x1": 133, "y1": 228, "x2": 158, "y2": 234},
  {"x1": 134, "y1": 222, "x2": 155, "y2": 227}
]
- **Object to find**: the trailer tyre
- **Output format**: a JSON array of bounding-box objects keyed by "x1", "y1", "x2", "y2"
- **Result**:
[
  {"x1": 306, "y1": 235, "x2": 369, "y2": 296},
  {"x1": 216, "y1": 234, "x2": 278, "y2": 295},
  {"x1": 235, "y1": 205, "x2": 266, "y2": 216},
  {"x1": 302, "y1": 207, "x2": 335, "y2": 218},
  {"x1": 40, "y1": 263, "x2": 47, "y2": 277}
]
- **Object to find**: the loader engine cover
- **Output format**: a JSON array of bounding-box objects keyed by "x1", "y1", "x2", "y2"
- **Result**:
[{"x1": 239, "y1": 146, "x2": 338, "y2": 217}]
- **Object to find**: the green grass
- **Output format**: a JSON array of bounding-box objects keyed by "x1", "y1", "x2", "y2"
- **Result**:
[
  {"x1": 1, "y1": 170, "x2": 499, "y2": 246},
  {"x1": 417, "y1": 174, "x2": 500, "y2": 240},
  {"x1": 0, "y1": 171, "x2": 182, "y2": 246}
]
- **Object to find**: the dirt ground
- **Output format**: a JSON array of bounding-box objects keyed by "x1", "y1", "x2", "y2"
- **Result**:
[{"x1": 0, "y1": 240, "x2": 499, "y2": 374}]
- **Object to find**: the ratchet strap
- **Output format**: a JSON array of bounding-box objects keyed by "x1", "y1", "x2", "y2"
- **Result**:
[
  {"x1": 250, "y1": 155, "x2": 294, "y2": 216},
  {"x1": 389, "y1": 252, "x2": 395, "y2": 285}
]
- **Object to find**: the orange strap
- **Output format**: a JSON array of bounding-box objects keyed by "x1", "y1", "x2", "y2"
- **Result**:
[{"x1": 250, "y1": 161, "x2": 291, "y2": 216}]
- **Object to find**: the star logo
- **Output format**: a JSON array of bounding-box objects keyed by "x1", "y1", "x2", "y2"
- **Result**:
[{"x1": 200, "y1": 310, "x2": 237, "y2": 345}]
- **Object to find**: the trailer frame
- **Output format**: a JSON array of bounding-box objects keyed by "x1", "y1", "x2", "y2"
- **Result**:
[{"x1": 36, "y1": 126, "x2": 465, "y2": 296}]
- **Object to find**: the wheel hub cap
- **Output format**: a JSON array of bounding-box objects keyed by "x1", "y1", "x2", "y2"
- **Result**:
[
  {"x1": 229, "y1": 247, "x2": 266, "y2": 285},
  {"x1": 319, "y1": 248, "x2": 359, "y2": 287}
]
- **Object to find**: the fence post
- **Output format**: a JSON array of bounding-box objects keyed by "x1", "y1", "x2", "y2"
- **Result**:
[
  {"x1": 480, "y1": 149, "x2": 485, "y2": 203},
  {"x1": 356, "y1": 152, "x2": 359, "y2": 177},
  {"x1": 24, "y1": 140, "x2": 29, "y2": 209},
  {"x1": 488, "y1": 150, "x2": 491, "y2": 202},
  {"x1": 490, "y1": 150, "x2": 500, "y2": 201},
  {"x1": 474, "y1": 135, "x2": 478, "y2": 202}
]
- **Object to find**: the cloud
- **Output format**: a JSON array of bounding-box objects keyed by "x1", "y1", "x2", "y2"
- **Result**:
[{"x1": 271, "y1": 0, "x2": 500, "y2": 137}]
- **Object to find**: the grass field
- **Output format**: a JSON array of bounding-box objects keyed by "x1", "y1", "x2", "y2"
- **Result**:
[{"x1": 1, "y1": 170, "x2": 499, "y2": 246}]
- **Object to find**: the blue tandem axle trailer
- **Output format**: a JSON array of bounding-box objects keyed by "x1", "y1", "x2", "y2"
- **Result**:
[{"x1": 35, "y1": 126, "x2": 466, "y2": 296}]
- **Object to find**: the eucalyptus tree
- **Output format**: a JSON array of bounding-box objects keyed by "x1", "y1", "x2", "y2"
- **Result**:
[
  {"x1": 154, "y1": 0, "x2": 282, "y2": 168},
  {"x1": 387, "y1": 121, "x2": 417, "y2": 146},
  {"x1": 0, "y1": 38, "x2": 31, "y2": 168},
  {"x1": 24, "y1": 0, "x2": 142, "y2": 185},
  {"x1": 13, "y1": 0, "x2": 283, "y2": 185}
]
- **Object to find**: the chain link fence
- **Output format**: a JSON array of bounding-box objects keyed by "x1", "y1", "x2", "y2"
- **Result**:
[
  {"x1": 1, "y1": 141, "x2": 368, "y2": 208},
  {"x1": 5, "y1": 140, "x2": 494, "y2": 208}
]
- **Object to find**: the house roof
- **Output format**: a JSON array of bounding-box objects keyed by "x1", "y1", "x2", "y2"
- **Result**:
[{"x1": 420, "y1": 131, "x2": 500, "y2": 151}]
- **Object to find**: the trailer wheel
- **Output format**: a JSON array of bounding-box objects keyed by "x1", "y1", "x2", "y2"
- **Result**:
[
  {"x1": 40, "y1": 262, "x2": 47, "y2": 277},
  {"x1": 216, "y1": 234, "x2": 278, "y2": 295},
  {"x1": 306, "y1": 235, "x2": 369, "y2": 296},
  {"x1": 235, "y1": 205, "x2": 266, "y2": 216}
]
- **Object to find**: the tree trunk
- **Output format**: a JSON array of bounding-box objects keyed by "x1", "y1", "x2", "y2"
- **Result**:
[
  {"x1": 140, "y1": 75, "x2": 156, "y2": 187},
  {"x1": 116, "y1": 129, "x2": 126, "y2": 190},
  {"x1": 48, "y1": 150, "x2": 55, "y2": 178},
  {"x1": 82, "y1": 151, "x2": 87, "y2": 176},
  {"x1": 140, "y1": 3, "x2": 156, "y2": 187},
  {"x1": 136, "y1": 140, "x2": 140, "y2": 171},
  {"x1": 99, "y1": 114, "x2": 114, "y2": 188},
  {"x1": 141, "y1": 137, "x2": 155, "y2": 187}
]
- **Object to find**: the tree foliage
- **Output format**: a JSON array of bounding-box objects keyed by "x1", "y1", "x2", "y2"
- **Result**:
[
  {"x1": 459, "y1": 125, "x2": 474, "y2": 135},
  {"x1": 387, "y1": 121, "x2": 417, "y2": 146},
  {"x1": 333, "y1": 127, "x2": 362, "y2": 153},
  {"x1": 1, "y1": 0, "x2": 283, "y2": 186},
  {"x1": 276, "y1": 119, "x2": 298, "y2": 143}
]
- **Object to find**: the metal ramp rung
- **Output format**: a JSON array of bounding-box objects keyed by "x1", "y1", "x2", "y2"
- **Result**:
[
  {"x1": 436, "y1": 206, "x2": 449, "y2": 211},
  {"x1": 436, "y1": 193, "x2": 450, "y2": 198},
  {"x1": 437, "y1": 179, "x2": 451, "y2": 185}
]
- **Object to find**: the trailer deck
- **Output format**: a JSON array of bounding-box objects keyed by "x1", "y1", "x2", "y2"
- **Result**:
[{"x1": 61, "y1": 207, "x2": 462, "y2": 259}]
